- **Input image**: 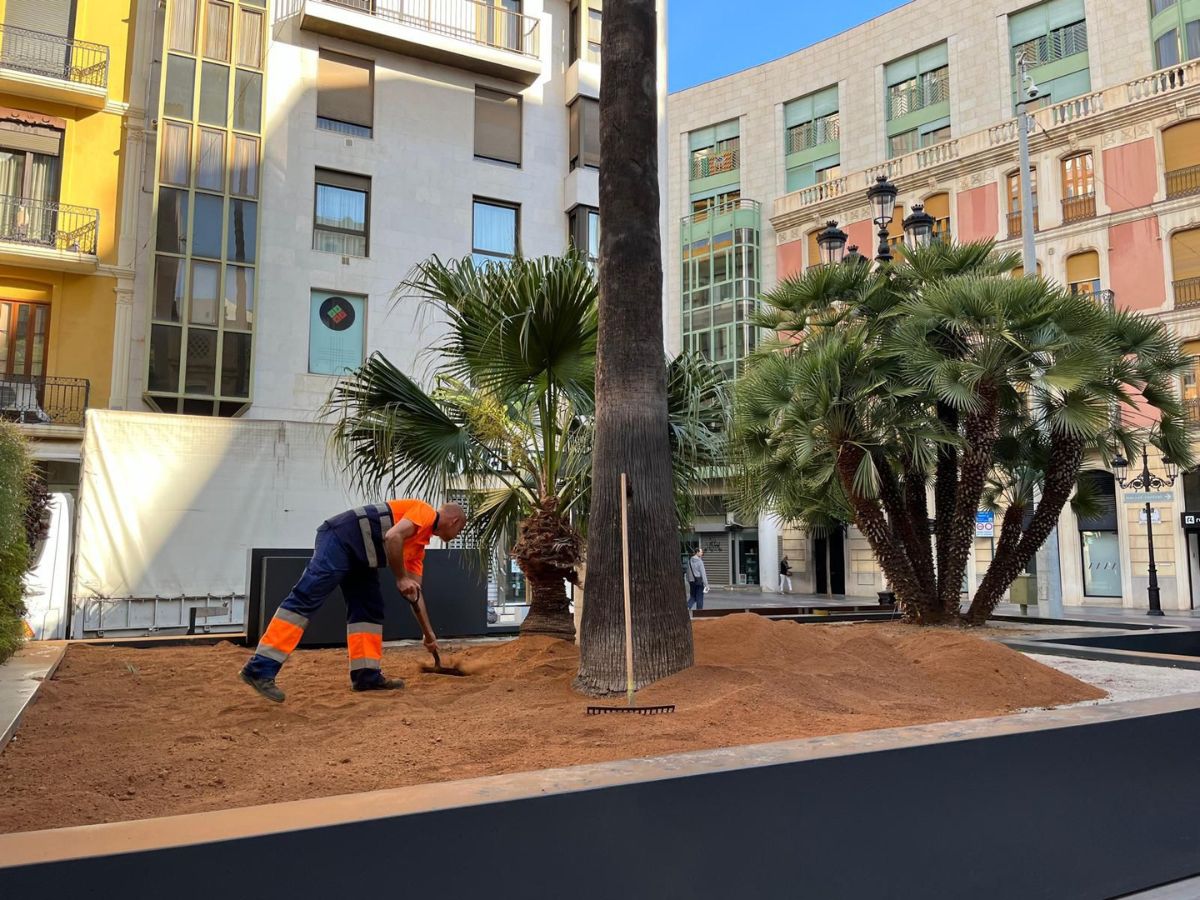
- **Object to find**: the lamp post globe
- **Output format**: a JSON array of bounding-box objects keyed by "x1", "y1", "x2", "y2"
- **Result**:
[
  {"x1": 903, "y1": 203, "x2": 936, "y2": 249},
  {"x1": 866, "y1": 175, "x2": 899, "y2": 263},
  {"x1": 817, "y1": 220, "x2": 849, "y2": 266}
]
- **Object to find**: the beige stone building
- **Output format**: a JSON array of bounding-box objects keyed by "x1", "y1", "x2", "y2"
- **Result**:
[{"x1": 668, "y1": 0, "x2": 1200, "y2": 610}]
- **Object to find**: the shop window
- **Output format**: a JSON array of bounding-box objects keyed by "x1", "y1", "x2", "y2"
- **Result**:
[{"x1": 1077, "y1": 470, "x2": 1121, "y2": 598}]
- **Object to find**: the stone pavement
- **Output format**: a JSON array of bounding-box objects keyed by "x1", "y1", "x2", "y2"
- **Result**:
[{"x1": 0, "y1": 641, "x2": 66, "y2": 752}]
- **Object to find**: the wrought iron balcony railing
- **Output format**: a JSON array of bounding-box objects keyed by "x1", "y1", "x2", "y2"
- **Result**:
[
  {"x1": 1014, "y1": 20, "x2": 1088, "y2": 69},
  {"x1": 1166, "y1": 164, "x2": 1200, "y2": 200},
  {"x1": 319, "y1": 0, "x2": 540, "y2": 58},
  {"x1": 0, "y1": 23, "x2": 109, "y2": 88},
  {"x1": 786, "y1": 114, "x2": 840, "y2": 154},
  {"x1": 0, "y1": 195, "x2": 99, "y2": 255},
  {"x1": 1187, "y1": 398, "x2": 1200, "y2": 426},
  {"x1": 0, "y1": 374, "x2": 89, "y2": 426},
  {"x1": 1006, "y1": 207, "x2": 1039, "y2": 239},
  {"x1": 887, "y1": 67, "x2": 950, "y2": 120},
  {"x1": 1061, "y1": 192, "x2": 1096, "y2": 223},
  {"x1": 1176, "y1": 276, "x2": 1200, "y2": 309},
  {"x1": 691, "y1": 145, "x2": 740, "y2": 180}
]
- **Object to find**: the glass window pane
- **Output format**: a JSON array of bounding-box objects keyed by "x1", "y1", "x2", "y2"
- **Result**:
[
  {"x1": 315, "y1": 184, "x2": 367, "y2": 231},
  {"x1": 1188, "y1": 20, "x2": 1200, "y2": 60},
  {"x1": 237, "y1": 9, "x2": 264, "y2": 68},
  {"x1": 309, "y1": 291, "x2": 365, "y2": 375},
  {"x1": 199, "y1": 62, "x2": 229, "y2": 126},
  {"x1": 196, "y1": 128, "x2": 225, "y2": 191},
  {"x1": 1157, "y1": 30, "x2": 1180, "y2": 68},
  {"x1": 164, "y1": 55, "x2": 196, "y2": 120},
  {"x1": 154, "y1": 256, "x2": 185, "y2": 322},
  {"x1": 148, "y1": 324, "x2": 183, "y2": 392},
  {"x1": 184, "y1": 328, "x2": 218, "y2": 394},
  {"x1": 1081, "y1": 531, "x2": 1122, "y2": 597},
  {"x1": 588, "y1": 210, "x2": 600, "y2": 260},
  {"x1": 169, "y1": 0, "x2": 197, "y2": 53},
  {"x1": 224, "y1": 265, "x2": 254, "y2": 328},
  {"x1": 156, "y1": 188, "x2": 189, "y2": 254},
  {"x1": 230, "y1": 135, "x2": 258, "y2": 197},
  {"x1": 473, "y1": 201, "x2": 516, "y2": 256},
  {"x1": 227, "y1": 199, "x2": 257, "y2": 262},
  {"x1": 221, "y1": 331, "x2": 252, "y2": 398},
  {"x1": 159, "y1": 121, "x2": 191, "y2": 186},
  {"x1": 204, "y1": 1, "x2": 232, "y2": 62},
  {"x1": 190, "y1": 261, "x2": 220, "y2": 325},
  {"x1": 192, "y1": 193, "x2": 224, "y2": 259},
  {"x1": 234, "y1": 70, "x2": 262, "y2": 133}
]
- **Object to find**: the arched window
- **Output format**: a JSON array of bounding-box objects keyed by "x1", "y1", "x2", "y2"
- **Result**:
[
  {"x1": 1011, "y1": 261, "x2": 1043, "y2": 278},
  {"x1": 1077, "y1": 470, "x2": 1121, "y2": 598},
  {"x1": 924, "y1": 192, "x2": 950, "y2": 242},
  {"x1": 1061, "y1": 152, "x2": 1095, "y2": 221},
  {"x1": 807, "y1": 228, "x2": 822, "y2": 270},
  {"x1": 1066, "y1": 250, "x2": 1100, "y2": 296},
  {"x1": 1164, "y1": 120, "x2": 1200, "y2": 199},
  {"x1": 887, "y1": 203, "x2": 905, "y2": 255},
  {"x1": 1006, "y1": 169, "x2": 1038, "y2": 238},
  {"x1": 1171, "y1": 227, "x2": 1200, "y2": 308}
]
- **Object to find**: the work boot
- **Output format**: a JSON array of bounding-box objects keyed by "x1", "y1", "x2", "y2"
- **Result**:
[
  {"x1": 241, "y1": 668, "x2": 285, "y2": 703},
  {"x1": 353, "y1": 676, "x2": 405, "y2": 693}
]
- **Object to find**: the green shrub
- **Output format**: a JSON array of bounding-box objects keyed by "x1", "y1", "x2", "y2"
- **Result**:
[{"x1": 0, "y1": 421, "x2": 32, "y2": 663}]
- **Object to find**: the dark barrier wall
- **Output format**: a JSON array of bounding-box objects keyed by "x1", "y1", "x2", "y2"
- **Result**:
[
  {"x1": 245, "y1": 549, "x2": 490, "y2": 646},
  {"x1": 6, "y1": 706, "x2": 1200, "y2": 898}
]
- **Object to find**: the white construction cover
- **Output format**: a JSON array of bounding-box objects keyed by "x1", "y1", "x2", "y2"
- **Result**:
[
  {"x1": 23, "y1": 492, "x2": 73, "y2": 639},
  {"x1": 73, "y1": 410, "x2": 364, "y2": 600}
]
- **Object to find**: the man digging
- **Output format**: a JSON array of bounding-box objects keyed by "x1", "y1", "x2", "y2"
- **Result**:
[{"x1": 241, "y1": 499, "x2": 467, "y2": 702}]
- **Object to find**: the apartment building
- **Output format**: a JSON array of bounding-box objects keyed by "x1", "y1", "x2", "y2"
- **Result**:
[
  {"x1": 0, "y1": 1, "x2": 143, "y2": 488},
  {"x1": 114, "y1": 0, "x2": 669, "y2": 422},
  {"x1": 668, "y1": 0, "x2": 1200, "y2": 609}
]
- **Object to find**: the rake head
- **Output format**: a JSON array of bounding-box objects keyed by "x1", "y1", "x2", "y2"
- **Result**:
[{"x1": 586, "y1": 704, "x2": 676, "y2": 716}]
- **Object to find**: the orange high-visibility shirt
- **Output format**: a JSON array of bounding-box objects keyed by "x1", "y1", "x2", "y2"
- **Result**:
[{"x1": 386, "y1": 498, "x2": 438, "y2": 576}]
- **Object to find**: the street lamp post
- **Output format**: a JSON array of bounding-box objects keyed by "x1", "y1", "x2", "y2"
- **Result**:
[
  {"x1": 866, "y1": 174, "x2": 899, "y2": 264},
  {"x1": 1112, "y1": 446, "x2": 1179, "y2": 616}
]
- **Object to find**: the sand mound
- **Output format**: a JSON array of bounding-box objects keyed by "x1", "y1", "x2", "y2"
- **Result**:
[{"x1": 0, "y1": 617, "x2": 1102, "y2": 833}]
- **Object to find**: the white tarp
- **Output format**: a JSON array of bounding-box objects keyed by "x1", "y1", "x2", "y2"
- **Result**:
[
  {"x1": 73, "y1": 410, "x2": 365, "y2": 600},
  {"x1": 23, "y1": 492, "x2": 73, "y2": 639}
]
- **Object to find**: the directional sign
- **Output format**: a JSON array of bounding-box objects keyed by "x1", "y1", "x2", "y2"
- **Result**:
[{"x1": 1124, "y1": 491, "x2": 1174, "y2": 504}]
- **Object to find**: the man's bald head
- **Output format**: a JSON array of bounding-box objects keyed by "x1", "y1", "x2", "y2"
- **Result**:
[{"x1": 435, "y1": 503, "x2": 467, "y2": 541}]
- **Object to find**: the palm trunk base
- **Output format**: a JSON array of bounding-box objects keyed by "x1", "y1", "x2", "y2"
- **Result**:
[{"x1": 519, "y1": 604, "x2": 577, "y2": 638}]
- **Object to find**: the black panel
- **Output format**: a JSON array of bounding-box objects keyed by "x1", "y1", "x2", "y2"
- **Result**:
[{"x1": 245, "y1": 549, "x2": 491, "y2": 647}]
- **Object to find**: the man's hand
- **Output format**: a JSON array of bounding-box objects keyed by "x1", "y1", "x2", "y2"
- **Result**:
[
  {"x1": 396, "y1": 575, "x2": 420, "y2": 602},
  {"x1": 423, "y1": 635, "x2": 440, "y2": 656}
]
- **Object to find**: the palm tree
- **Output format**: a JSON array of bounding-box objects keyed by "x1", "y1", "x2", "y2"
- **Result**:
[
  {"x1": 574, "y1": 0, "x2": 692, "y2": 694},
  {"x1": 734, "y1": 241, "x2": 1192, "y2": 625},
  {"x1": 326, "y1": 253, "x2": 726, "y2": 638}
]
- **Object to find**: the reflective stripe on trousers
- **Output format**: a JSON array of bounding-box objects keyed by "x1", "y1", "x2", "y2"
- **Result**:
[
  {"x1": 253, "y1": 608, "x2": 310, "y2": 664},
  {"x1": 346, "y1": 621, "x2": 383, "y2": 672}
]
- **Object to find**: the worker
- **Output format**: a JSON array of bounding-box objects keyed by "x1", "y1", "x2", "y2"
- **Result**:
[{"x1": 240, "y1": 499, "x2": 467, "y2": 703}]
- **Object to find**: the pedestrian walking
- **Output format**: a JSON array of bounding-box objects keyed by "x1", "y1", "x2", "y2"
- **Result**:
[
  {"x1": 778, "y1": 556, "x2": 793, "y2": 594},
  {"x1": 686, "y1": 547, "x2": 709, "y2": 611}
]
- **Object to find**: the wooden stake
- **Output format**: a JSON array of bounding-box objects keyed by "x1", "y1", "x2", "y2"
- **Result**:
[{"x1": 620, "y1": 472, "x2": 634, "y2": 706}]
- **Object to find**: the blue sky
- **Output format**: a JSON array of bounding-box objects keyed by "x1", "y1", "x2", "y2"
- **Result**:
[{"x1": 668, "y1": 0, "x2": 912, "y2": 93}]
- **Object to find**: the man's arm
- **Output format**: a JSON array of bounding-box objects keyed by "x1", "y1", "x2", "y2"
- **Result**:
[{"x1": 383, "y1": 519, "x2": 438, "y2": 652}]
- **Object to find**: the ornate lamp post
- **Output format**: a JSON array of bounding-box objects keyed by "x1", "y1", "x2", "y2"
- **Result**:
[
  {"x1": 1112, "y1": 446, "x2": 1179, "y2": 616},
  {"x1": 903, "y1": 203, "x2": 936, "y2": 249},
  {"x1": 816, "y1": 220, "x2": 849, "y2": 265},
  {"x1": 866, "y1": 174, "x2": 899, "y2": 263}
]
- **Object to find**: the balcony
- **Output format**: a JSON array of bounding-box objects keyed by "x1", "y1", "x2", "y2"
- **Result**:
[
  {"x1": 887, "y1": 68, "x2": 950, "y2": 120},
  {"x1": 1006, "y1": 207, "x2": 1039, "y2": 239},
  {"x1": 0, "y1": 24, "x2": 108, "y2": 109},
  {"x1": 299, "y1": 0, "x2": 542, "y2": 85},
  {"x1": 1166, "y1": 164, "x2": 1200, "y2": 200},
  {"x1": 1188, "y1": 398, "x2": 1200, "y2": 426},
  {"x1": 681, "y1": 198, "x2": 760, "y2": 245},
  {"x1": 1176, "y1": 276, "x2": 1200, "y2": 309},
  {"x1": 690, "y1": 146, "x2": 740, "y2": 181},
  {"x1": 0, "y1": 374, "x2": 89, "y2": 428},
  {"x1": 786, "y1": 115, "x2": 840, "y2": 155},
  {"x1": 0, "y1": 195, "x2": 100, "y2": 273},
  {"x1": 774, "y1": 59, "x2": 1200, "y2": 227},
  {"x1": 1061, "y1": 192, "x2": 1096, "y2": 223}
]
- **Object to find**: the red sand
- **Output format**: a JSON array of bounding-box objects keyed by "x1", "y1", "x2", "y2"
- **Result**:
[{"x1": 0, "y1": 616, "x2": 1102, "y2": 833}]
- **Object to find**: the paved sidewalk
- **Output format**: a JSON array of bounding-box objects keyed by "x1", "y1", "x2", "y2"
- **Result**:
[{"x1": 0, "y1": 641, "x2": 66, "y2": 752}]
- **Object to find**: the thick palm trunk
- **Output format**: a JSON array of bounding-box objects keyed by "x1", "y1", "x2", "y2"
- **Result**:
[
  {"x1": 576, "y1": 0, "x2": 692, "y2": 694},
  {"x1": 933, "y1": 403, "x2": 959, "y2": 590},
  {"x1": 512, "y1": 497, "x2": 581, "y2": 638}
]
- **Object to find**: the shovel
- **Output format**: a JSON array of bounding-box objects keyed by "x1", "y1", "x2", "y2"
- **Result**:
[
  {"x1": 586, "y1": 473, "x2": 676, "y2": 716},
  {"x1": 412, "y1": 587, "x2": 467, "y2": 676}
]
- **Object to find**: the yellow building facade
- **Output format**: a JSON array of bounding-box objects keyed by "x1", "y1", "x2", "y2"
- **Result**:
[{"x1": 0, "y1": 0, "x2": 141, "y2": 481}]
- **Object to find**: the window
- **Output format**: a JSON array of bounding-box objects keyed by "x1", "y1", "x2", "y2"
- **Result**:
[
  {"x1": 925, "y1": 192, "x2": 951, "y2": 242},
  {"x1": 0, "y1": 118, "x2": 64, "y2": 247},
  {"x1": 1172, "y1": 228, "x2": 1200, "y2": 308},
  {"x1": 1009, "y1": 1, "x2": 1090, "y2": 110},
  {"x1": 1061, "y1": 151, "x2": 1095, "y2": 221},
  {"x1": 1163, "y1": 120, "x2": 1200, "y2": 199},
  {"x1": 570, "y1": 0, "x2": 602, "y2": 64},
  {"x1": 1150, "y1": 0, "x2": 1200, "y2": 65},
  {"x1": 317, "y1": 50, "x2": 373, "y2": 138},
  {"x1": 475, "y1": 87, "x2": 521, "y2": 165},
  {"x1": 889, "y1": 129, "x2": 919, "y2": 157},
  {"x1": 568, "y1": 205, "x2": 599, "y2": 266},
  {"x1": 309, "y1": 290, "x2": 366, "y2": 375},
  {"x1": 1077, "y1": 471, "x2": 1121, "y2": 598},
  {"x1": 1013, "y1": 19, "x2": 1087, "y2": 68},
  {"x1": 1066, "y1": 250, "x2": 1101, "y2": 296},
  {"x1": 886, "y1": 64, "x2": 949, "y2": 119},
  {"x1": 473, "y1": 199, "x2": 518, "y2": 266},
  {"x1": 0, "y1": 301, "x2": 49, "y2": 377},
  {"x1": 681, "y1": 220, "x2": 760, "y2": 381},
  {"x1": 569, "y1": 97, "x2": 600, "y2": 170},
  {"x1": 1007, "y1": 169, "x2": 1038, "y2": 238},
  {"x1": 689, "y1": 190, "x2": 740, "y2": 220},
  {"x1": 313, "y1": 169, "x2": 370, "y2": 258},
  {"x1": 689, "y1": 121, "x2": 740, "y2": 180}
]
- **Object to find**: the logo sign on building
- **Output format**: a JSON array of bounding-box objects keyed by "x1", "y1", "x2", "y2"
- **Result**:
[
  {"x1": 309, "y1": 290, "x2": 365, "y2": 375},
  {"x1": 1138, "y1": 508, "x2": 1163, "y2": 526},
  {"x1": 1124, "y1": 491, "x2": 1174, "y2": 504},
  {"x1": 1182, "y1": 512, "x2": 1200, "y2": 529},
  {"x1": 975, "y1": 510, "x2": 994, "y2": 538}
]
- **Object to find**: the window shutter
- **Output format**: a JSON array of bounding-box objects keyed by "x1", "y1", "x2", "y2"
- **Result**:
[
  {"x1": 813, "y1": 85, "x2": 839, "y2": 117},
  {"x1": 924, "y1": 192, "x2": 950, "y2": 220},
  {"x1": 317, "y1": 51, "x2": 373, "y2": 129},
  {"x1": 885, "y1": 54, "x2": 918, "y2": 86},
  {"x1": 4, "y1": 0, "x2": 73, "y2": 37},
  {"x1": 714, "y1": 119, "x2": 740, "y2": 142},
  {"x1": 1066, "y1": 250, "x2": 1099, "y2": 284},
  {"x1": 475, "y1": 87, "x2": 521, "y2": 165},
  {"x1": 1164, "y1": 120, "x2": 1200, "y2": 173},
  {"x1": 1173, "y1": 229, "x2": 1200, "y2": 281}
]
